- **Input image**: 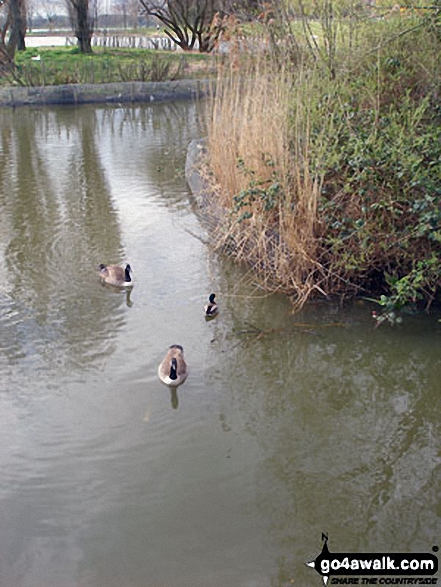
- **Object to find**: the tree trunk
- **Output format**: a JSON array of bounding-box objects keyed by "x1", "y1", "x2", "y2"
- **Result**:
[
  {"x1": 76, "y1": 0, "x2": 93, "y2": 53},
  {"x1": 7, "y1": 0, "x2": 27, "y2": 56},
  {"x1": 66, "y1": 0, "x2": 94, "y2": 54},
  {"x1": 78, "y1": 34, "x2": 93, "y2": 53},
  {"x1": 18, "y1": 25, "x2": 27, "y2": 51}
]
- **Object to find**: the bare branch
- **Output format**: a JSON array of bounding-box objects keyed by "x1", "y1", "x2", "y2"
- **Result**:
[{"x1": 138, "y1": 0, "x2": 227, "y2": 52}]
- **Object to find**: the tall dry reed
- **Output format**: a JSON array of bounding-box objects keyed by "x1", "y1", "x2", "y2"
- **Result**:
[{"x1": 206, "y1": 57, "x2": 327, "y2": 306}]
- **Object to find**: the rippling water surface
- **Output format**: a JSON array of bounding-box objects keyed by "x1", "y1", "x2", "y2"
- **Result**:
[{"x1": 0, "y1": 102, "x2": 439, "y2": 587}]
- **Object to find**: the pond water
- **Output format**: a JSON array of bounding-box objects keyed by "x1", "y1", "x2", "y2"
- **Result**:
[{"x1": 0, "y1": 101, "x2": 439, "y2": 587}]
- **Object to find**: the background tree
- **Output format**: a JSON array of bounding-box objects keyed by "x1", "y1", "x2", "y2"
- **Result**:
[
  {"x1": 0, "y1": 0, "x2": 26, "y2": 73},
  {"x1": 0, "y1": 0, "x2": 27, "y2": 62},
  {"x1": 137, "y1": 0, "x2": 219, "y2": 52},
  {"x1": 0, "y1": 1, "x2": 11, "y2": 73},
  {"x1": 26, "y1": 0, "x2": 35, "y2": 31},
  {"x1": 65, "y1": 0, "x2": 96, "y2": 53},
  {"x1": 113, "y1": 0, "x2": 138, "y2": 28},
  {"x1": 5, "y1": 0, "x2": 27, "y2": 54},
  {"x1": 0, "y1": 0, "x2": 10, "y2": 46},
  {"x1": 39, "y1": 0, "x2": 67, "y2": 31},
  {"x1": 138, "y1": 0, "x2": 260, "y2": 52}
]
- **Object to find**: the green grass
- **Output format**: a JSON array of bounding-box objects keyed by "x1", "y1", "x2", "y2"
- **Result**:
[{"x1": 5, "y1": 46, "x2": 215, "y2": 87}]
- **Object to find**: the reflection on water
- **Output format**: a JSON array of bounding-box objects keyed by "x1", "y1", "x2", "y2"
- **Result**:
[
  {"x1": 203, "y1": 258, "x2": 441, "y2": 583},
  {"x1": 170, "y1": 387, "x2": 179, "y2": 409},
  {"x1": 0, "y1": 103, "x2": 439, "y2": 587},
  {"x1": 100, "y1": 281, "x2": 134, "y2": 307},
  {"x1": 0, "y1": 106, "x2": 124, "y2": 377}
]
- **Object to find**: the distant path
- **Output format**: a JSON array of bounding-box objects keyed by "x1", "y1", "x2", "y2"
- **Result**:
[
  {"x1": 25, "y1": 36, "x2": 71, "y2": 47},
  {"x1": 25, "y1": 34, "x2": 176, "y2": 50}
]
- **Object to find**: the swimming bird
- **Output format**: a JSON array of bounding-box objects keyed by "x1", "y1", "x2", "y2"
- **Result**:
[
  {"x1": 98, "y1": 263, "x2": 132, "y2": 287},
  {"x1": 204, "y1": 293, "x2": 218, "y2": 318},
  {"x1": 158, "y1": 345, "x2": 188, "y2": 387}
]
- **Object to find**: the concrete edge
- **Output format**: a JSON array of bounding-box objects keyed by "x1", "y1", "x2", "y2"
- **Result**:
[{"x1": 0, "y1": 78, "x2": 212, "y2": 107}]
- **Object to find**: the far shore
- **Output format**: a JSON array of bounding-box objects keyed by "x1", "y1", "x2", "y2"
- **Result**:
[{"x1": 0, "y1": 78, "x2": 211, "y2": 107}]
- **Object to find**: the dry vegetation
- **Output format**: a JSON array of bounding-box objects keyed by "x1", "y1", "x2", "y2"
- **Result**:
[
  {"x1": 204, "y1": 3, "x2": 441, "y2": 316},
  {"x1": 207, "y1": 66, "x2": 324, "y2": 308}
]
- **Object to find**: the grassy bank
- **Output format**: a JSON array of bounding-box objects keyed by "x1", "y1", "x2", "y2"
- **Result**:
[
  {"x1": 3, "y1": 46, "x2": 215, "y2": 87},
  {"x1": 205, "y1": 4, "x2": 441, "y2": 318}
]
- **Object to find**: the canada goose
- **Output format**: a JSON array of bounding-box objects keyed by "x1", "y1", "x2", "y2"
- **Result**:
[
  {"x1": 158, "y1": 345, "x2": 188, "y2": 387},
  {"x1": 99, "y1": 263, "x2": 132, "y2": 287},
  {"x1": 204, "y1": 293, "x2": 218, "y2": 318}
]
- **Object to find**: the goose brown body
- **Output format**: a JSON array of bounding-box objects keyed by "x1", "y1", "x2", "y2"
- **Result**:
[
  {"x1": 158, "y1": 345, "x2": 188, "y2": 387},
  {"x1": 99, "y1": 263, "x2": 132, "y2": 287}
]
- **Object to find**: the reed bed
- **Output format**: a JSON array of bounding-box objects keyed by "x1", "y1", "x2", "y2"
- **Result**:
[
  {"x1": 204, "y1": 4, "x2": 441, "y2": 313},
  {"x1": 207, "y1": 62, "x2": 325, "y2": 308}
]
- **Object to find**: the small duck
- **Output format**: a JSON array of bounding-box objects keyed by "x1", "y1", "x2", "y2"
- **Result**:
[
  {"x1": 158, "y1": 345, "x2": 188, "y2": 387},
  {"x1": 204, "y1": 293, "x2": 218, "y2": 318},
  {"x1": 98, "y1": 263, "x2": 132, "y2": 287}
]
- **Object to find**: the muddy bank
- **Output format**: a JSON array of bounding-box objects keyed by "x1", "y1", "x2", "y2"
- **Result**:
[
  {"x1": 0, "y1": 79, "x2": 210, "y2": 107},
  {"x1": 185, "y1": 139, "x2": 227, "y2": 232},
  {"x1": 185, "y1": 138, "x2": 297, "y2": 297}
]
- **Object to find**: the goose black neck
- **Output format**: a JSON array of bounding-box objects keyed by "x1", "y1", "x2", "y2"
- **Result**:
[{"x1": 169, "y1": 358, "x2": 178, "y2": 380}]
